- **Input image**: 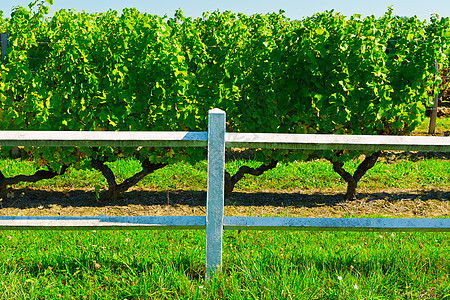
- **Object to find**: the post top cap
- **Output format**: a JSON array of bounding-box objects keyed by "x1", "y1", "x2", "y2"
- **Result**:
[{"x1": 209, "y1": 108, "x2": 225, "y2": 114}]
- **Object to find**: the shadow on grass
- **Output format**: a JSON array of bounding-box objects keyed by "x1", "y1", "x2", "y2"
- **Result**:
[{"x1": 1, "y1": 187, "x2": 448, "y2": 210}]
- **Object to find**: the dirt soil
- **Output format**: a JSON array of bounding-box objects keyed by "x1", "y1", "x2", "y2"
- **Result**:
[{"x1": 0, "y1": 186, "x2": 449, "y2": 219}]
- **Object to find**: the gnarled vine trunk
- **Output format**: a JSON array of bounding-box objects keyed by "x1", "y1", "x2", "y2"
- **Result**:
[
  {"x1": 0, "y1": 166, "x2": 68, "y2": 205},
  {"x1": 91, "y1": 158, "x2": 167, "y2": 201},
  {"x1": 331, "y1": 152, "x2": 381, "y2": 200},
  {"x1": 224, "y1": 159, "x2": 278, "y2": 197}
]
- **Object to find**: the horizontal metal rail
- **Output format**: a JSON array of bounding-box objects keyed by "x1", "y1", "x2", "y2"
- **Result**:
[
  {"x1": 0, "y1": 216, "x2": 206, "y2": 230},
  {"x1": 225, "y1": 133, "x2": 450, "y2": 152},
  {"x1": 1, "y1": 216, "x2": 449, "y2": 232},
  {"x1": 0, "y1": 131, "x2": 208, "y2": 147},
  {"x1": 1, "y1": 131, "x2": 448, "y2": 152},
  {"x1": 223, "y1": 217, "x2": 450, "y2": 232}
]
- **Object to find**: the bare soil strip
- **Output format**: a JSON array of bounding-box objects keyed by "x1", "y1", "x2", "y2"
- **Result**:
[{"x1": 1, "y1": 187, "x2": 448, "y2": 219}]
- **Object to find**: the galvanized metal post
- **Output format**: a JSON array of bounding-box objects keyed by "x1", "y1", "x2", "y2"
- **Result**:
[
  {"x1": 205, "y1": 108, "x2": 226, "y2": 279},
  {"x1": 1, "y1": 33, "x2": 8, "y2": 63}
]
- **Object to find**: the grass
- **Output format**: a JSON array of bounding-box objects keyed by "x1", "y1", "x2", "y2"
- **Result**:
[
  {"x1": 414, "y1": 116, "x2": 450, "y2": 135},
  {"x1": 225, "y1": 157, "x2": 450, "y2": 192},
  {"x1": 1, "y1": 155, "x2": 449, "y2": 193},
  {"x1": 0, "y1": 229, "x2": 449, "y2": 299}
]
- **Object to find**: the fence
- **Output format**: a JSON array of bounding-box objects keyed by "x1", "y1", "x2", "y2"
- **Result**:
[{"x1": 0, "y1": 108, "x2": 450, "y2": 279}]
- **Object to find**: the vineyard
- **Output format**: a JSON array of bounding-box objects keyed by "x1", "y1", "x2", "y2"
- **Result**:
[
  {"x1": 0, "y1": 1, "x2": 450, "y2": 201},
  {"x1": 1, "y1": 2, "x2": 450, "y2": 298}
]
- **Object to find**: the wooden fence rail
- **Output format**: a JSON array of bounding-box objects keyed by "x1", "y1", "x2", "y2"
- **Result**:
[{"x1": 0, "y1": 108, "x2": 449, "y2": 279}]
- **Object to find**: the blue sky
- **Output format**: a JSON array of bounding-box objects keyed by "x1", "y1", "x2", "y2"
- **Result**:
[{"x1": 1, "y1": 0, "x2": 449, "y2": 21}]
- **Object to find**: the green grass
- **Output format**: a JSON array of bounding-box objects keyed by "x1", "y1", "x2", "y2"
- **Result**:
[
  {"x1": 2, "y1": 155, "x2": 449, "y2": 193},
  {"x1": 0, "y1": 229, "x2": 448, "y2": 299},
  {"x1": 225, "y1": 158, "x2": 450, "y2": 192},
  {"x1": 415, "y1": 116, "x2": 450, "y2": 134}
]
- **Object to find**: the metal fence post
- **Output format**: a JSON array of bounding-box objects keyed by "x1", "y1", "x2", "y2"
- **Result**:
[
  {"x1": 205, "y1": 108, "x2": 226, "y2": 279},
  {"x1": 1, "y1": 33, "x2": 8, "y2": 63}
]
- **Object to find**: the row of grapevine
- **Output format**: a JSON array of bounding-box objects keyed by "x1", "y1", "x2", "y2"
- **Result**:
[{"x1": 0, "y1": 1, "x2": 449, "y2": 201}]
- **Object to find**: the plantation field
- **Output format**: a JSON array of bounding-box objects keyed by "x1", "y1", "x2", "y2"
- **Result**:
[{"x1": 2, "y1": 2, "x2": 449, "y2": 203}]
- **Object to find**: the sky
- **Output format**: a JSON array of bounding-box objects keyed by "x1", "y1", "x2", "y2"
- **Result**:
[{"x1": 1, "y1": 0, "x2": 450, "y2": 21}]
